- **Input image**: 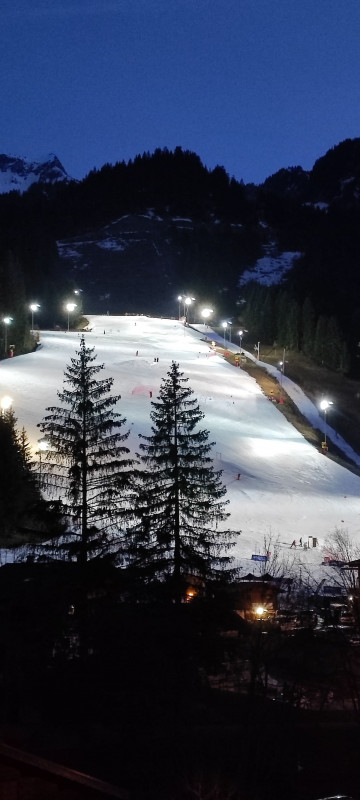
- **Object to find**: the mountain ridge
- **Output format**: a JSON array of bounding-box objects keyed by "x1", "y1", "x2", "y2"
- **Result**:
[
  {"x1": 1, "y1": 139, "x2": 360, "y2": 376},
  {"x1": 0, "y1": 152, "x2": 70, "y2": 194}
]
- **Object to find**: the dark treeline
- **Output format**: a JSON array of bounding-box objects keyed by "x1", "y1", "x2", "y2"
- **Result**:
[
  {"x1": 256, "y1": 138, "x2": 360, "y2": 373},
  {"x1": 1, "y1": 141, "x2": 360, "y2": 370},
  {"x1": 242, "y1": 283, "x2": 350, "y2": 373},
  {"x1": 0, "y1": 146, "x2": 257, "y2": 339},
  {"x1": 0, "y1": 147, "x2": 253, "y2": 244}
]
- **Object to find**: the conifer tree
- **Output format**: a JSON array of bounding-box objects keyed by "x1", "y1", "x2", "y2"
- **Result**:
[
  {"x1": 285, "y1": 298, "x2": 300, "y2": 350},
  {"x1": 0, "y1": 410, "x2": 63, "y2": 539},
  {"x1": 130, "y1": 361, "x2": 237, "y2": 600},
  {"x1": 313, "y1": 315, "x2": 328, "y2": 366},
  {"x1": 0, "y1": 412, "x2": 29, "y2": 536},
  {"x1": 17, "y1": 427, "x2": 33, "y2": 466},
  {"x1": 301, "y1": 297, "x2": 316, "y2": 357},
  {"x1": 38, "y1": 336, "x2": 135, "y2": 564},
  {"x1": 326, "y1": 316, "x2": 349, "y2": 372}
]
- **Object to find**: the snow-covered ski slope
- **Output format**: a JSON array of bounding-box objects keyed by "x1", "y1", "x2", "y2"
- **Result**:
[{"x1": 1, "y1": 314, "x2": 360, "y2": 575}]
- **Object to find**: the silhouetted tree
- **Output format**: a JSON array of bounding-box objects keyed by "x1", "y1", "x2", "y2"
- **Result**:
[
  {"x1": 17, "y1": 426, "x2": 33, "y2": 466},
  {"x1": 38, "y1": 336, "x2": 136, "y2": 564},
  {"x1": 129, "y1": 361, "x2": 237, "y2": 601},
  {"x1": 326, "y1": 316, "x2": 350, "y2": 372},
  {"x1": 286, "y1": 298, "x2": 301, "y2": 350},
  {"x1": 313, "y1": 315, "x2": 328, "y2": 365},
  {"x1": 0, "y1": 409, "x2": 63, "y2": 540},
  {"x1": 301, "y1": 297, "x2": 316, "y2": 357}
]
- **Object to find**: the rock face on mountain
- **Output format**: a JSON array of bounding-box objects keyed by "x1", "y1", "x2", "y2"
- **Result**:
[
  {"x1": 56, "y1": 212, "x2": 241, "y2": 317},
  {"x1": 0, "y1": 153, "x2": 69, "y2": 194},
  {"x1": 262, "y1": 137, "x2": 360, "y2": 208}
]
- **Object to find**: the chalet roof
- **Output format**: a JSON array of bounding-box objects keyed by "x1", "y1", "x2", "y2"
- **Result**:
[{"x1": 240, "y1": 572, "x2": 281, "y2": 583}]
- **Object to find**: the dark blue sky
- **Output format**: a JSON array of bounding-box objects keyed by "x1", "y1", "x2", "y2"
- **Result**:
[{"x1": 1, "y1": 0, "x2": 360, "y2": 185}]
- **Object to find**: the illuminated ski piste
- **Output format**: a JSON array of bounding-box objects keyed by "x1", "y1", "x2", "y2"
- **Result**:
[{"x1": 1, "y1": 314, "x2": 360, "y2": 580}]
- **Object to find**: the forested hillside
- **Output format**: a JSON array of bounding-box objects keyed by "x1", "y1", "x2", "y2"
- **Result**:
[{"x1": 1, "y1": 140, "x2": 360, "y2": 373}]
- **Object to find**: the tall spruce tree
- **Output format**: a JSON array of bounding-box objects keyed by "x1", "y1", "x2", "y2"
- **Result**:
[
  {"x1": 38, "y1": 336, "x2": 135, "y2": 564},
  {"x1": 130, "y1": 361, "x2": 237, "y2": 600}
]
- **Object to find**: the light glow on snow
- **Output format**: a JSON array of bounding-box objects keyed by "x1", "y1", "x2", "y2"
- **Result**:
[
  {"x1": 1, "y1": 314, "x2": 360, "y2": 580},
  {"x1": 249, "y1": 437, "x2": 299, "y2": 459}
]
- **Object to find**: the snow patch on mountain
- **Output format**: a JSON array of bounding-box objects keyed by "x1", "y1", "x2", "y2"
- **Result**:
[
  {"x1": 303, "y1": 201, "x2": 329, "y2": 211},
  {"x1": 56, "y1": 244, "x2": 83, "y2": 261},
  {"x1": 97, "y1": 238, "x2": 128, "y2": 252},
  {"x1": 0, "y1": 153, "x2": 70, "y2": 194},
  {"x1": 239, "y1": 247, "x2": 303, "y2": 287}
]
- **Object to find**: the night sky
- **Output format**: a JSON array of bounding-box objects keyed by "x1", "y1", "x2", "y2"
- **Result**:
[{"x1": 1, "y1": 0, "x2": 360, "y2": 185}]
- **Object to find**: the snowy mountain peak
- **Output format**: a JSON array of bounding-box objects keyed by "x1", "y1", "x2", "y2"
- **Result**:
[{"x1": 0, "y1": 152, "x2": 70, "y2": 194}]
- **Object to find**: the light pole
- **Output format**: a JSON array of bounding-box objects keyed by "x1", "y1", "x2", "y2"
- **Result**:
[
  {"x1": 73, "y1": 289, "x2": 83, "y2": 316},
  {"x1": 201, "y1": 308, "x2": 213, "y2": 329},
  {"x1": 319, "y1": 398, "x2": 333, "y2": 446},
  {"x1": 66, "y1": 302, "x2": 77, "y2": 332},
  {"x1": 238, "y1": 329, "x2": 248, "y2": 354},
  {"x1": 278, "y1": 360, "x2": 284, "y2": 386},
  {"x1": 222, "y1": 320, "x2": 232, "y2": 343},
  {"x1": 278, "y1": 348, "x2": 287, "y2": 386},
  {"x1": 177, "y1": 295, "x2": 183, "y2": 319},
  {"x1": 30, "y1": 303, "x2": 40, "y2": 333},
  {"x1": 185, "y1": 297, "x2": 192, "y2": 324},
  {"x1": 222, "y1": 321, "x2": 227, "y2": 346},
  {"x1": 3, "y1": 316, "x2": 12, "y2": 357}
]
